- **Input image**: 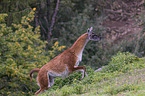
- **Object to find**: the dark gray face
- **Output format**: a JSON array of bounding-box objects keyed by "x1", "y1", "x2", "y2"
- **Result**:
[{"x1": 88, "y1": 27, "x2": 101, "y2": 41}]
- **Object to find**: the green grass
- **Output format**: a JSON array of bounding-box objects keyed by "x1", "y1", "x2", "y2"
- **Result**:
[{"x1": 38, "y1": 53, "x2": 145, "y2": 96}]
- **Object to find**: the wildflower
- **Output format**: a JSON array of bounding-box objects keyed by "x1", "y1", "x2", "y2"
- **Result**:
[
  {"x1": 44, "y1": 41, "x2": 48, "y2": 44},
  {"x1": 58, "y1": 46, "x2": 66, "y2": 51},
  {"x1": 28, "y1": 45, "x2": 31, "y2": 50},
  {"x1": 58, "y1": 47, "x2": 61, "y2": 51},
  {"x1": 38, "y1": 65, "x2": 41, "y2": 67},
  {"x1": 28, "y1": 25, "x2": 32, "y2": 29},
  {"x1": 21, "y1": 33, "x2": 24, "y2": 37},
  {"x1": 22, "y1": 16, "x2": 26, "y2": 19},
  {"x1": 31, "y1": 33, "x2": 34, "y2": 35},
  {"x1": 7, "y1": 92, "x2": 11, "y2": 94},
  {"x1": 27, "y1": 18, "x2": 30, "y2": 21},
  {"x1": 33, "y1": 8, "x2": 36, "y2": 11},
  {"x1": 39, "y1": 50, "x2": 41, "y2": 53},
  {"x1": 16, "y1": 42, "x2": 19, "y2": 45},
  {"x1": 1, "y1": 33, "x2": 3, "y2": 36},
  {"x1": 24, "y1": 37, "x2": 27, "y2": 40},
  {"x1": 61, "y1": 46, "x2": 66, "y2": 49},
  {"x1": 54, "y1": 41, "x2": 59, "y2": 46}
]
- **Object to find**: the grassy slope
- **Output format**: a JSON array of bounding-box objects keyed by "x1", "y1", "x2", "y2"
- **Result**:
[{"x1": 39, "y1": 55, "x2": 145, "y2": 96}]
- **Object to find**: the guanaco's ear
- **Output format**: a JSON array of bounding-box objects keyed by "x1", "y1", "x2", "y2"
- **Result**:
[{"x1": 87, "y1": 27, "x2": 93, "y2": 33}]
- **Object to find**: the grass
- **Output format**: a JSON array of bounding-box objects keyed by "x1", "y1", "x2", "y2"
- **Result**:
[{"x1": 38, "y1": 53, "x2": 145, "y2": 96}]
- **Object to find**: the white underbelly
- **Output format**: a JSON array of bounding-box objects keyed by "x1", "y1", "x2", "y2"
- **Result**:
[
  {"x1": 48, "y1": 70, "x2": 69, "y2": 79},
  {"x1": 47, "y1": 64, "x2": 69, "y2": 79},
  {"x1": 75, "y1": 54, "x2": 82, "y2": 66}
]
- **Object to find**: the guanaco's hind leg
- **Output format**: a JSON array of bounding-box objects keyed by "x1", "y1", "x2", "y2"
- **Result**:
[
  {"x1": 47, "y1": 72, "x2": 55, "y2": 88},
  {"x1": 73, "y1": 66, "x2": 88, "y2": 79},
  {"x1": 35, "y1": 87, "x2": 48, "y2": 95},
  {"x1": 35, "y1": 72, "x2": 50, "y2": 95},
  {"x1": 49, "y1": 76, "x2": 55, "y2": 87}
]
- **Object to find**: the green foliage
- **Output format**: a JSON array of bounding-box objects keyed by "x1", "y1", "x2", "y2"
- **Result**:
[
  {"x1": 101, "y1": 52, "x2": 139, "y2": 73},
  {"x1": 48, "y1": 41, "x2": 66, "y2": 59},
  {"x1": 1, "y1": 0, "x2": 145, "y2": 70},
  {"x1": 0, "y1": 14, "x2": 8, "y2": 23},
  {"x1": 0, "y1": 8, "x2": 45, "y2": 96},
  {"x1": 38, "y1": 66, "x2": 93, "y2": 96},
  {"x1": 0, "y1": 0, "x2": 37, "y2": 25},
  {"x1": 40, "y1": 53, "x2": 145, "y2": 96},
  {"x1": 0, "y1": 8, "x2": 65, "y2": 96},
  {"x1": 1, "y1": 0, "x2": 145, "y2": 95},
  {"x1": 51, "y1": 66, "x2": 94, "y2": 90},
  {"x1": 104, "y1": 84, "x2": 140, "y2": 95}
]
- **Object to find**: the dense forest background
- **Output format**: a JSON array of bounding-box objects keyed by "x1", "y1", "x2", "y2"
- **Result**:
[{"x1": 0, "y1": 0, "x2": 145, "y2": 95}]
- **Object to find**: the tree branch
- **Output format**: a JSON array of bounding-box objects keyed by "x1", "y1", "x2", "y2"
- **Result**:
[
  {"x1": 44, "y1": 16, "x2": 50, "y2": 34},
  {"x1": 39, "y1": 19, "x2": 47, "y2": 34},
  {"x1": 46, "y1": 0, "x2": 51, "y2": 22},
  {"x1": 48, "y1": 0, "x2": 59, "y2": 41},
  {"x1": 35, "y1": 12, "x2": 39, "y2": 27}
]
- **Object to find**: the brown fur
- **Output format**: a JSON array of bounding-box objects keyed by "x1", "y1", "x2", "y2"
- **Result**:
[
  {"x1": 30, "y1": 32, "x2": 95, "y2": 95},
  {"x1": 29, "y1": 68, "x2": 40, "y2": 81},
  {"x1": 70, "y1": 33, "x2": 88, "y2": 55}
]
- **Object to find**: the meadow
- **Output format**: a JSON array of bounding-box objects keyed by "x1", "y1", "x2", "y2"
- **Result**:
[{"x1": 39, "y1": 52, "x2": 145, "y2": 96}]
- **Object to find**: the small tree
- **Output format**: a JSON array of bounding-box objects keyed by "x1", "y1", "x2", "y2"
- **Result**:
[{"x1": 0, "y1": 8, "x2": 65, "y2": 95}]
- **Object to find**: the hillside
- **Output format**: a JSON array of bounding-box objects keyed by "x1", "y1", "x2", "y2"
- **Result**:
[
  {"x1": 1, "y1": 0, "x2": 145, "y2": 96},
  {"x1": 39, "y1": 52, "x2": 145, "y2": 96},
  {"x1": 102, "y1": 0, "x2": 144, "y2": 44}
]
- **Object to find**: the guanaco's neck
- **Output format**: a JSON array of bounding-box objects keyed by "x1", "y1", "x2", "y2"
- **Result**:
[{"x1": 70, "y1": 33, "x2": 89, "y2": 57}]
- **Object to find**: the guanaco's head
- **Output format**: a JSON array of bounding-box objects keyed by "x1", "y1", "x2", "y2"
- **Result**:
[{"x1": 87, "y1": 27, "x2": 101, "y2": 41}]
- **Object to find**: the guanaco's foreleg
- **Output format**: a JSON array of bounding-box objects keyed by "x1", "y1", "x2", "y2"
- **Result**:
[{"x1": 73, "y1": 66, "x2": 88, "y2": 79}]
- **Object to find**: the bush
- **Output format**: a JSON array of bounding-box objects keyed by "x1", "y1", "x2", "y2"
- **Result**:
[
  {"x1": 102, "y1": 52, "x2": 139, "y2": 73},
  {"x1": 105, "y1": 84, "x2": 140, "y2": 95},
  {"x1": 52, "y1": 66, "x2": 94, "y2": 89},
  {"x1": 0, "y1": 8, "x2": 66, "y2": 96}
]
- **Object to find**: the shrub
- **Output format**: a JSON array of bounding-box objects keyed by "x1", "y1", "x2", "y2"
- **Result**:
[
  {"x1": 52, "y1": 66, "x2": 93, "y2": 89},
  {"x1": 0, "y1": 8, "x2": 65, "y2": 96},
  {"x1": 105, "y1": 84, "x2": 139, "y2": 95},
  {"x1": 102, "y1": 52, "x2": 139, "y2": 73}
]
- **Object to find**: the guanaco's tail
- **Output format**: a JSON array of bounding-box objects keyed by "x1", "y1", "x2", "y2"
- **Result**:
[{"x1": 29, "y1": 68, "x2": 40, "y2": 81}]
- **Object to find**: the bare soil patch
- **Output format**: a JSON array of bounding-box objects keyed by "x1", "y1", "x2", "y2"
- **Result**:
[{"x1": 102, "y1": 0, "x2": 144, "y2": 44}]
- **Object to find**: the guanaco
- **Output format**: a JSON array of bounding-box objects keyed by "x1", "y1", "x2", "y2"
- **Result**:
[{"x1": 29, "y1": 27, "x2": 101, "y2": 95}]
